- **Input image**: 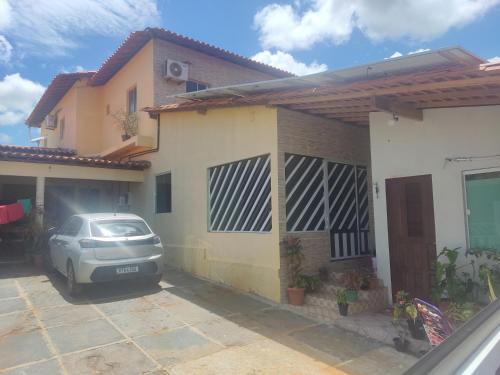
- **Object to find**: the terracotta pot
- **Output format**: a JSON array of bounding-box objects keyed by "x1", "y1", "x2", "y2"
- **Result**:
[
  {"x1": 288, "y1": 287, "x2": 305, "y2": 305},
  {"x1": 338, "y1": 303, "x2": 349, "y2": 316}
]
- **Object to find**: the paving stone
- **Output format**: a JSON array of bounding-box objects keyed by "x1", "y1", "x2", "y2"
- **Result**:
[
  {"x1": 0, "y1": 330, "x2": 52, "y2": 369},
  {"x1": 0, "y1": 285, "x2": 19, "y2": 299},
  {"x1": 47, "y1": 318, "x2": 124, "y2": 354},
  {"x1": 135, "y1": 326, "x2": 223, "y2": 368},
  {"x1": 94, "y1": 296, "x2": 157, "y2": 316},
  {"x1": 204, "y1": 292, "x2": 270, "y2": 314},
  {"x1": 4, "y1": 359, "x2": 63, "y2": 375},
  {"x1": 164, "y1": 301, "x2": 221, "y2": 325},
  {"x1": 194, "y1": 317, "x2": 264, "y2": 347},
  {"x1": 0, "y1": 310, "x2": 39, "y2": 337},
  {"x1": 337, "y1": 346, "x2": 417, "y2": 375},
  {"x1": 62, "y1": 342, "x2": 157, "y2": 375},
  {"x1": 0, "y1": 297, "x2": 27, "y2": 315},
  {"x1": 38, "y1": 304, "x2": 101, "y2": 328},
  {"x1": 109, "y1": 307, "x2": 185, "y2": 337},
  {"x1": 289, "y1": 324, "x2": 381, "y2": 361},
  {"x1": 168, "y1": 338, "x2": 330, "y2": 375},
  {"x1": 27, "y1": 289, "x2": 74, "y2": 309},
  {"x1": 246, "y1": 308, "x2": 316, "y2": 335}
]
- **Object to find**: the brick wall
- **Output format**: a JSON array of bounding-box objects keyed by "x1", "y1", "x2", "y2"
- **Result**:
[
  {"x1": 276, "y1": 108, "x2": 374, "y2": 302},
  {"x1": 153, "y1": 39, "x2": 278, "y2": 106}
]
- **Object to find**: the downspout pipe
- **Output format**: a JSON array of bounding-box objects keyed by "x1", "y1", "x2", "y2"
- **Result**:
[{"x1": 121, "y1": 113, "x2": 160, "y2": 161}]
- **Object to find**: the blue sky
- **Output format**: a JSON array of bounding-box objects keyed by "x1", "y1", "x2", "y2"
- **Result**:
[{"x1": 0, "y1": 0, "x2": 499, "y2": 146}]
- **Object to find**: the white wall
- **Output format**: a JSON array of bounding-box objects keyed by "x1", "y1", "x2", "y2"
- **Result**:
[{"x1": 370, "y1": 105, "x2": 500, "y2": 298}]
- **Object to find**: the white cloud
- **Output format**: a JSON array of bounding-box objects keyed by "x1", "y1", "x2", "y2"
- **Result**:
[
  {"x1": 0, "y1": 0, "x2": 160, "y2": 56},
  {"x1": 255, "y1": 0, "x2": 500, "y2": 51},
  {"x1": 488, "y1": 56, "x2": 500, "y2": 63},
  {"x1": 0, "y1": 132, "x2": 12, "y2": 143},
  {"x1": 0, "y1": 35, "x2": 12, "y2": 63},
  {"x1": 252, "y1": 50, "x2": 327, "y2": 76},
  {"x1": 0, "y1": 73, "x2": 45, "y2": 126},
  {"x1": 408, "y1": 48, "x2": 431, "y2": 55}
]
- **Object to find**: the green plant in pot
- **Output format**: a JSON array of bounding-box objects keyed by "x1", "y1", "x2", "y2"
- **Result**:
[
  {"x1": 282, "y1": 236, "x2": 306, "y2": 305},
  {"x1": 343, "y1": 270, "x2": 361, "y2": 302},
  {"x1": 393, "y1": 290, "x2": 426, "y2": 340},
  {"x1": 336, "y1": 288, "x2": 349, "y2": 316}
]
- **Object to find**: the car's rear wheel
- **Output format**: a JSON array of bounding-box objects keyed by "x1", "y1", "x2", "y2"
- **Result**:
[{"x1": 67, "y1": 261, "x2": 82, "y2": 296}]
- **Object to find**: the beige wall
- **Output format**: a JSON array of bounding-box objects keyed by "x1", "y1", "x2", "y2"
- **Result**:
[
  {"x1": 276, "y1": 108, "x2": 372, "y2": 301},
  {"x1": 42, "y1": 81, "x2": 79, "y2": 149},
  {"x1": 101, "y1": 40, "x2": 156, "y2": 150},
  {"x1": 370, "y1": 105, "x2": 500, "y2": 299},
  {"x1": 130, "y1": 106, "x2": 282, "y2": 301},
  {"x1": 152, "y1": 39, "x2": 278, "y2": 106}
]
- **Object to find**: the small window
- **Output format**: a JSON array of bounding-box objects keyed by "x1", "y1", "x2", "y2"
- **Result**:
[
  {"x1": 465, "y1": 171, "x2": 500, "y2": 251},
  {"x1": 59, "y1": 118, "x2": 65, "y2": 140},
  {"x1": 186, "y1": 80, "x2": 208, "y2": 93},
  {"x1": 156, "y1": 173, "x2": 172, "y2": 213},
  {"x1": 127, "y1": 87, "x2": 137, "y2": 114}
]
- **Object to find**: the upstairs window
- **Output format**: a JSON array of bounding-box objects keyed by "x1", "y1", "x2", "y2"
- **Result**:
[
  {"x1": 186, "y1": 80, "x2": 208, "y2": 93},
  {"x1": 59, "y1": 118, "x2": 65, "y2": 140},
  {"x1": 127, "y1": 87, "x2": 137, "y2": 114},
  {"x1": 156, "y1": 172, "x2": 172, "y2": 214}
]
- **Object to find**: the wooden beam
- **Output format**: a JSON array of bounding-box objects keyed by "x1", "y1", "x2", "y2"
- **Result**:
[
  {"x1": 269, "y1": 74, "x2": 500, "y2": 106},
  {"x1": 414, "y1": 97, "x2": 500, "y2": 109},
  {"x1": 308, "y1": 105, "x2": 373, "y2": 115},
  {"x1": 289, "y1": 98, "x2": 373, "y2": 110},
  {"x1": 372, "y1": 96, "x2": 423, "y2": 121}
]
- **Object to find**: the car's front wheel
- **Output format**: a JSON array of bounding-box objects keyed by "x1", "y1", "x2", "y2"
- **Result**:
[{"x1": 67, "y1": 261, "x2": 82, "y2": 297}]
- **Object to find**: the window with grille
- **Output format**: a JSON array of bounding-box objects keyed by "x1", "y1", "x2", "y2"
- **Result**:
[
  {"x1": 156, "y1": 173, "x2": 172, "y2": 214},
  {"x1": 208, "y1": 154, "x2": 271, "y2": 232}
]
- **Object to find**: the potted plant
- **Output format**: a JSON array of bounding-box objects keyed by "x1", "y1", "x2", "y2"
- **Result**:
[
  {"x1": 393, "y1": 290, "x2": 426, "y2": 340},
  {"x1": 111, "y1": 109, "x2": 138, "y2": 141},
  {"x1": 343, "y1": 270, "x2": 361, "y2": 302},
  {"x1": 297, "y1": 274, "x2": 321, "y2": 293},
  {"x1": 336, "y1": 288, "x2": 349, "y2": 316},
  {"x1": 282, "y1": 236, "x2": 306, "y2": 305}
]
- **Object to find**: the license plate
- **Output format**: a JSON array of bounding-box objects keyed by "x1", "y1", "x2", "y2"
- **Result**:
[{"x1": 116, "y1": 265, "x2": 139, "y2": 274}]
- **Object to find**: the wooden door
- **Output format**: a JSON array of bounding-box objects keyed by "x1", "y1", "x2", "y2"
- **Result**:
[{"x1": 386, "y1": 175, "x2": 436, "y2": 300}]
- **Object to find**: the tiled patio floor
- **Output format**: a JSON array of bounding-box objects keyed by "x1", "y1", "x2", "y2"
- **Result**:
[{"x1": 0, "y1": 263, "x2": 417, "y2": 374}]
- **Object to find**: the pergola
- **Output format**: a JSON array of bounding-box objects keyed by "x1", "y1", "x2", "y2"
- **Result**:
[{"x1": 145, "y1": 48, "x2": 500, "y2": 127}]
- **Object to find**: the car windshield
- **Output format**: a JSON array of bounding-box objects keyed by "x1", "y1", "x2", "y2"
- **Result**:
[{"x1": 90, "y1": 219, "x2": 151, "y2": 238}]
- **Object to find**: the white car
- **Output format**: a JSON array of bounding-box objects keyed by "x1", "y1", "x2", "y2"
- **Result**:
[{"x1": 48, "y1": 213, "x2": 164, "y2": 295}]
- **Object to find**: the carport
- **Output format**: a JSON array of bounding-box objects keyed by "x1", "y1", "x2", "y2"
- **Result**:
[{"x1": 0, "y1": 145, "x2": 149, "y2": 262}]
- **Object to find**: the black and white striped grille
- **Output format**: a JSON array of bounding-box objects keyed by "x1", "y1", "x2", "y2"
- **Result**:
[
  {"x1": 208, "y1": 154, "x2": 272, "y2": 232},
  {"x1": 328, "y1": 162, "x2": 370, "y2": 259},
  {"x1": 285, "y1": 154, "x2": 326, "y2": 232}
]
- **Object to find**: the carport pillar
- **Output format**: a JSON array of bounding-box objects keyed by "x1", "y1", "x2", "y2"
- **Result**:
[{"x1": 35, "y1": 176, "x2": 45, "y2": 225}]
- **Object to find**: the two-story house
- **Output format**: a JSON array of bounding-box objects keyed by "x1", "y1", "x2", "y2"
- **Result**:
[{"x1": 26, "y1": 28, "x2": 291, "y2": 158}]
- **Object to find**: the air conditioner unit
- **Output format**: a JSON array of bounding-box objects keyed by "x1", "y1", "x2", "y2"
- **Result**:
[
  {"x1": 45, "y1": 114, "x2": 57, "y2": 130},
  {"x1": 163, "y1": 59, "x2": 188, "y2": 82}
]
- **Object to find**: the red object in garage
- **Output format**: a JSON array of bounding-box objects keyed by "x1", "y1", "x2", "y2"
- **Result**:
[{"x1": 0, "y1": 203, "x2": 25, "y2": 224}]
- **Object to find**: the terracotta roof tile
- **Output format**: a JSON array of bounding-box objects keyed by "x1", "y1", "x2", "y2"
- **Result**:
[
  {"x1": 27, "y1": 28, "x2": 293, "y2": 127},
  {"x1": 0, "y1": 145, "x2": 150, "y2": 170}
]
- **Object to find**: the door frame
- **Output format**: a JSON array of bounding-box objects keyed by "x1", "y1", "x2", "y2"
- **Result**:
[{"x1": 385, "y1": 174, "x2": 437, "y2": 299}]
